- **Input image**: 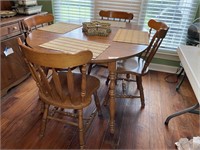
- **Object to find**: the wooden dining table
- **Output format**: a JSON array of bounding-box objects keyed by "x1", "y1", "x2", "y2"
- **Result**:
[{"x1": 26, "y1": 21, "x2": 148, "y2": 134}]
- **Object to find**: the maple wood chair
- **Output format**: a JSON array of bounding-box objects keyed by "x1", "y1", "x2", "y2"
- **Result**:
[
  {"x1": 17, "y1": 38, "x2": 102, "y2": 149},
  {"x1": 99, "y1": 10, "x2": 134, "y2": 22},
  {"x1": 22, "y1": 13, "x2": 74, "y2": 72},
  {"x1": 22, "y1": 13, "x2": 54, "y2": 37},
  {"x1": 104, "y1": 19, "x2": 169, "y2": 107},
  {"x1": 88, "y1": 10, "x2": 134, "y2": 75}
]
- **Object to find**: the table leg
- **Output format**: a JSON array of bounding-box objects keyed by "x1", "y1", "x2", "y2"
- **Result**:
[{"x1": 108, "y1": 61, "x2": 116, "y2": 134}]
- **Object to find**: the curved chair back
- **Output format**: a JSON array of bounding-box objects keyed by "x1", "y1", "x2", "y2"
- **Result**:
[
  {"x1": 142, "y1": 20, "x2": 169, "y2": 74},
  {"x1": 17, "y1": 37, "x2": 93, "y2": 102},
  {"x1": 23, "y1": 14, "x2": 54, "y2": 36},
  {"x1": 99, "y1": 10, "x2": 134, "y2": 22},
  {"x1": 148, "y1": 19, "x2": 168, "y2": 36}
]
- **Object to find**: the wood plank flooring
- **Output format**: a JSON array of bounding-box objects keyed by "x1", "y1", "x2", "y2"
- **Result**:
[{"x1": 1, "y1": 67, "x2": 200, "y2": 149}]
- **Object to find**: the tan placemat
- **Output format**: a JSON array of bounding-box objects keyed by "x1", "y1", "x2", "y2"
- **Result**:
[
  {"x1": 39, "y1": 37, "x2": 110, "y2": 58},
  {"x1": 94, "y1": 20, "x2": 126, "y2": 28},
  {"x1": 113, "y1": 29, "x2": 149, "y2": 45},
  {"x1": 38, "y1": 22, "x2": 81, "y2": 34}
]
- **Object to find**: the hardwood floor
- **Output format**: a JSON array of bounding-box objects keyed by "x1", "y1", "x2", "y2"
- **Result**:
[{"x1": 1, "y1": 67, "x2": 199, "y2": 149}]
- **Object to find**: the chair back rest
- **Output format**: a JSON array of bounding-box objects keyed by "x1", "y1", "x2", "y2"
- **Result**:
[
  {"x1": 148, "y1": 19, "x2": 168, "y2": 36},
  {"x1": 23, "y1": 14, "x2": 54, "y2": 35},
  {"x1": 142, "y1": 20, "x2": 169, "y2": 74},
  {"x1": 17, "y1": 38, "x2": 93, "y2": 102},
  {"x1": 99, "y1": 10, "x2": 134, "y2": 22}
]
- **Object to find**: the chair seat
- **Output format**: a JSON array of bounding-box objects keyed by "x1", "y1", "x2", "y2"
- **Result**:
[
  {"x1": 39, "y1": 72, "x2": 100, "y2": 109},
  {"x1": 116, "y1": 57, "x2": 148, "y2": 75}
]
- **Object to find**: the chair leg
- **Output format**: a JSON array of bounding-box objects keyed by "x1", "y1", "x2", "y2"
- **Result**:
[
  {"x1": 40, "y1": 104, "x2": 49, "y2": 137},
  {"x1": 93, "y1": 92, "x2": 102, "y2": 116},
  {"x1": 88, "y1": 64, "x2": 94, "y2": 75},
  {"x1": 78, "y1": 109, "x2": 85, "y2": 149},
  {"x1": 136, "y1": 76, "x2": 140, "y2": 89},
  {"x1": 103, "y1": 90, "x2": 109, "y2": 106},
  {"x1": 105, "y1": 76, "x2": 110, "y2": 86},
  {"x1": 137, "y1": 76, "x2": 145, "y2": 108},
  {"x1": 106, "y1": 73, "x2": 118, "y2": 86},
  {"x1": 122, "y1": 79, "x2": 127, "y2": 95},
  {"x1": 40, "y1": 98, "x2": 45, "y2": 114}
]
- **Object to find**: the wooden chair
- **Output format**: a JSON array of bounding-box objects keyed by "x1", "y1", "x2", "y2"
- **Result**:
[
  {"x1": 104, "y1": 19, "x2": 169, "y2": 107},
  {"x1": 22, "y1": 13, "x2": 54, "y2": 36},
  {"x1": 17, "y1": 38, "x2": 102, "y2": 149},
  {"x1": 148, "y1": 19, "x2": 169, "y2": 36},
  {"x1": 88, "y1": 10, "x2": 134, "y2": 75},
  {"x1": 99, "y1": 10, "x2": 134, "y2": 22}
]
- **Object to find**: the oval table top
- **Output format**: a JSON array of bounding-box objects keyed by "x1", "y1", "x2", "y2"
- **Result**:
[{"x1": 26, "y1": 23, "x2": 148, "y2": 64}]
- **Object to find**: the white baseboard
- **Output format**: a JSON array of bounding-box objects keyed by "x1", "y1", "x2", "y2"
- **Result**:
[
  {"x1": 149, "y1": 63, "x2": 178, "y2": 74},
  {"x1": 155, "y1": 51, "x2": 179, "y2": 61}
]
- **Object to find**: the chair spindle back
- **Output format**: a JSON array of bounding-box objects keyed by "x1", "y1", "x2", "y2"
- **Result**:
[
  {"x1": 17, "y1": 38, "x2": 93, "y2": 103},
  {"x1": 23, "y1": 14, "x2": 54, "y2": 35},
  {"x1": 142, "y1": 20, "x2": 169, "y2": 74},
  {"x1": 99, "y1": 10, "x2": 134, "y2": 22}
]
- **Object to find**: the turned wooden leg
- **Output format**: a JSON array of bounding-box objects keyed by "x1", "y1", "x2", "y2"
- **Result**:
[
  {"x1": 40, "y1": 98, "x2": 45, "y2": 114},
  {"x1": 93, "y1": 91, "x2": 102, "y2": 116},
  {"x1": 78, "y1": 109, "x2": 85, "y2": 149},
  {"x1": 108, "y1": 61, "x2": 116, "y2": 134},
  {"x1": 136, "y1": 76, "x2": 140, "y2": 90},
  {"x1": 40, "y1": 104, "x2": 49, "y2": 137},
  {"x1": 137, "y1": 76, "x2": 145, "y2": 108}
]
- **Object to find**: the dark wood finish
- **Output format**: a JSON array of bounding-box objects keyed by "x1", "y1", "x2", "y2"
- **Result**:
[
  {"x1": 18, "y1": 38, "x2": 102, "y2": 149},
  {"x1": 99, "y1": 10, "x2": 134, "y2": 22},
  {"x1": 0, "y1": 13, "x2": 48, "y2": 97},
  {"x1": 0, "y1": 17, "x2": 30, "y2": 97},
  {"x1": 1, "y1": 35, "x2": 29, "y2": 94},
  {"x1": 0, "y1": 21, "x2": 22, "y2": 40},
  {"x1": 26, "y1": 22, "x2": 148, "y2": 134},
  {"x1": 0, "y1": 12, "x2": 48, "y2": 27},
  {"x1": 0, "y1": 1, "x2": 14, "y2": 10},
  {"x1": 1, "y1": 69, "x2": 199, "y2": 149}
]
